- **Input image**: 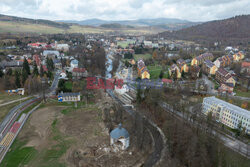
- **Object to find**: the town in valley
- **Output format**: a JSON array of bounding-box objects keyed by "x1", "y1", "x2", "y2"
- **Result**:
[{"x1": 0, "y1": 1, "x2": 249, "y2": 167}]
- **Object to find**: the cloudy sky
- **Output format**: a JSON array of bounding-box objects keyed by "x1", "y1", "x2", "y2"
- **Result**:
[{"x1": 0, "y1": 0, "x2": 249, "y2": 21}]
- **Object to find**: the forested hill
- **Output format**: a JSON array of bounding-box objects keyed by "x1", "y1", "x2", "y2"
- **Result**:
[
  {"x1": 159, "y1": 15, "x2": 250, "y2": 40},
  {"x1": 0, "y1": 14, "x2": 71, "y2": 29}
]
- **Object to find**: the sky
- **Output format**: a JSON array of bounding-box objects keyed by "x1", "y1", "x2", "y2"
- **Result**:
[{"x1": 0, "y1": 0, "x2": 249, "y2": 22}]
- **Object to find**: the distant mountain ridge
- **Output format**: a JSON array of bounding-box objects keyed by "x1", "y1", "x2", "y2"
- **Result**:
[
  {"x1": 160, "y1": 15, "x2": 250, "y2": 40},
  {"x1": 58, "y1": 18, "x2": 201, "y2": 30}
]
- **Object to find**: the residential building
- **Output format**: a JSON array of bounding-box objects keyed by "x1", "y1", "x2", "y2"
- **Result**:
[
  {"x1": 72, "y1": 68, "x2": 88, "y2": 79},
  {"x1": 177, "y1": 58, "x2": 189, "y2": 73},
  {"x1": 28, "y1": 42, "x2": 47, "y2": 49},
  {"x1": 33, "y1": 55, "x2": 41, "y2": 67},
  {"x1": 59, "y1": 71, "x2": 67, "y2": 79},
  {"x1": 218, "y1": 83, "x2": 234, "y2": 93},
  {"x1": 169, "y1": 64, "x2": 181, "y2": 79},
  {"x1": 202, "y1": 96, "x2": 250, "y2": 134},
  {"x1": 202, "y1": 60, "x2": 218, "y2": 75},
  {"x1": 215, "y1": 68, "x2": 236, "y2": 86},
  {"x1": 53, "y1": 59, "x2": 62, "y2": 69},
  {"x1": 191, "y1": 53, "x2": 214, "y2": 66},
  {"x1": 137, "y1": 59, "x2": 150, "y2": 79},
  {"x1": 6, "y1": 88, "x2": 25, "y2": 95},
  {"x1": 241, "y1": 62, "x2": 250, "y2": 75},
  {"x1": 143, "y1": 41, "x2": 152, "y2": 48},
  {"x1": 233, "y1": 51, "x2": 245, "y2": 62},
  {"x1": 0, "y1": 60, "x2": 23, "y2": 70},
  {"x1": 55, "y1": 44, "x2": 69, "y2": 52},
  {"x1": 190, "y1": 65, "x2": 201, "y2": 78},
  {"x1": 43, "y1": 50, "x2": 60, "y2": 58},
  {"x1": 214, "y1": 55, "x2": 233, "y2": 68},
  {"x1": 58, "y1": 92, "x2": 80, "y2": 102},
  {"x1": 161, "y1": 79, "x2": 173, "y2": 85},
  {"x1": 70, "y1": 59, "x2": 79, "y2": 69}
]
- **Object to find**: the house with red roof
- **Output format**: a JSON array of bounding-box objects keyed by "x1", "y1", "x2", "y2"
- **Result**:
[
  {"x1": 72, "y1": 68, "x2": 88, "y2": 79},
  {"x1": 241, "y1": 62, "x2": 250, "y2": 75},
  {"x1": 33, "y1": 55, "x2": 41, "y2": 67}
]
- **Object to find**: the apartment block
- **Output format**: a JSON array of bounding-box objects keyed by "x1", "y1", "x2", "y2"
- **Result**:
[{"x1": 202, "y1": 96, "x2": 250, "y2": 134}]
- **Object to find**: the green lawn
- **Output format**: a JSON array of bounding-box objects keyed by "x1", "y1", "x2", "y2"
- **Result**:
[
  {"x1": 65, "y1": 81, "x2": 72, "y2": 90},
  {"x1": 0, "y1": 140, "x2": 38, "y2": 167},
  {"x1": 2, "y1": 117, "x2": 72, "y2": 167},
  {"x1": 0, "y1": 92, "x2": 26, "y2": 104},
  {"x1": 117, "y1": 41, "x2": 135, "y2": 48},
  {"x1": 147, "y1": 65, "x2": 169, "y2": 79},
  {"x1": 235, "y1": 88, "x2": 250, "y2": 98},
  {"x1": 134, "y1": 54, "x2": 152, "y2": 61}
]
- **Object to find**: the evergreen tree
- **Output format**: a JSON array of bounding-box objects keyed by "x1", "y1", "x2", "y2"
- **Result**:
[
  {"x1": 15, "y1": 71, "x2": 21, "y2": 88},
  {"x1": 40, "y1": 65, "x2": 44, "y2": 77},
  {"x1": 0, "y1": 68, "x2": 4, "y2": 78},
  {"x1": 46, "y1": 57, "x2": 54, "y2": 71},
  {"x1": 22, "y1": 70, "x2": 28, "y2": 85},
  {"x1": 33, "y1": 62, "x2": 39, "y2": 76},
  {"x1": 6, "y1": 68, "x2": 12, "y2": 76},
  {"x1": 23, "y1": 58, "x2": 30, "y2": 75},
  {"x1": 159, "y1": 70, "x2": 164, "y2": 79}
]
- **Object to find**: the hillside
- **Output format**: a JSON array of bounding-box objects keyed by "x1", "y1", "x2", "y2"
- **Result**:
[
  {"x1": 160, "y1": 15, "x2": 250, "y2": 40},
  {"x1": 0, "y1": 14, "x2": 70, "y2": 29},
  {"x1": 0, "y1": 14, "x2": 164, "y2": 35},
  {"x1": 58, "y1": 18, "x2": 200, "y2": 31}
]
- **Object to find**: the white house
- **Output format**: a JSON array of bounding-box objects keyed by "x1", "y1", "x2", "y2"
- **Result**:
[
  {"x1": 115, "y1": 84, "x2": 129, "y2": 94},
  {"x1": 59, "y1": 71, "x2": 67, "y2": 79},
  {"x1": 58, "y1": 92, "x2": 80, "y2": 102},
  {"x1": 43, "y1": 50, "x2": 60, "y2": 57},
  {"x1": 55, "y1": 44, "x2": 69, "y2": 52},
  {"x1": 110, "y1": 123, "x2": 129, "y2": 151},
  {"x1": 70, "y1": 59, "x2": 79, "y2": 69}
]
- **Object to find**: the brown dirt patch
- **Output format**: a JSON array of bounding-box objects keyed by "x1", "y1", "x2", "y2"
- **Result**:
[{"x1": 18, "y1": 106, "x2": 65, "y2": 150}]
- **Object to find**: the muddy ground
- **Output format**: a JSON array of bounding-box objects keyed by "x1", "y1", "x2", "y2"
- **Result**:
[{"x1": 15, "y1": 102, "x2": 146, "y2": 167}]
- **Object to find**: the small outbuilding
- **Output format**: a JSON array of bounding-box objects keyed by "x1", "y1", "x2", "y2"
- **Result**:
[{"x1": 110, "y1": 123, "x2": 129, "y2": 151}]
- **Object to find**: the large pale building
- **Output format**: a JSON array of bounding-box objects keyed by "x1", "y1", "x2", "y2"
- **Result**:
[{"x1": 202, "y1": 96, "x2": 250, "y2": 134}]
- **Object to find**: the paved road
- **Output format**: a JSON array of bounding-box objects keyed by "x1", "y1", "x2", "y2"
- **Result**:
[
  {"x1": 48, "y1": 70, "x2": 61, "y2": 96},
  {"x1": 202, "y1": 75, "x2": 215, "y2": 94},
  {"x1": 106, "y1": 49, "x2": 166, "y2": 166}
]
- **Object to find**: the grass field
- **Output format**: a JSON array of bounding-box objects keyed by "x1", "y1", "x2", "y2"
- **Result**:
[
  {"x1": 147, "y1": 65, "x2": 169, "y2": 79},
  {"x1": 0, "y1": 21, "x2": 64, "y2": 34},
  {"x1": 64, "y1": 81, "x2": 73, "y2": 91},
  {"x1": 0, "y1": 92, "x2": 26, "y2": 104},
  {"x1": 117, "y1": 41, "x2": 135, "y2": 48},
  {"x1": 134, "y1": 54, "x2": 152, "y2": 61},
  {"x1": 0, "y1": 139, "x2": 38, "y2": 167},
  {"x1": 234, "y1": 88, "x2": 250, "y2": 98},
  {"x1": 0, "y1": 21, "x2": 163, "y2": 35}
]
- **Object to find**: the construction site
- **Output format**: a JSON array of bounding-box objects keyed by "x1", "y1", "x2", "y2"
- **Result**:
[{"x1": 1, "y1": 91, "x2": 152, "y2": 167}]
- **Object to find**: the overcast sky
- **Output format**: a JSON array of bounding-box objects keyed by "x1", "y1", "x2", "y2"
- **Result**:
[{"x1": 0, "y1": 0, "x2": 249, "y2": 21}]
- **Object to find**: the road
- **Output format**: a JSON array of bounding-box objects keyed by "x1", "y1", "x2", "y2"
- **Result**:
[
  {"x1": 202, "y1": 74, "x2": 215, "y2": 93},
  {"x1": 106, "y1": 49, "x2": 166, "y2": 166},
  {"x1": 49, "y1": 70, "x2": 61, "y2": 96},
  {"x1": 160, "y1": 102, "x2": 250, "y2": 158}
]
